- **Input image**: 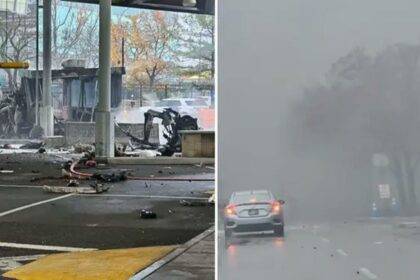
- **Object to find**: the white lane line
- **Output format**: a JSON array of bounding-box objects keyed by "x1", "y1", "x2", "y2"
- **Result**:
[
  {"x1": 0, "y1": 194, "x2": 74, "y2": 217},
  {"x1": 0, "y1": 254, "x2": 46, "y2": 262},
  {"x1": 321, "y1": 237, "x2": 330, "y2": 243},
  {"x1": 0, "y1": 184, "x2": 43, "y2": 189},
  {"x1": 359, "y1": 267, "x2": 378, "y2": 279},
  {"x1": 79, "y1": 194, "x2": 209, "y2": 200},
  {"x1": 0, "y1": 242, "x2": 96, "y2": 252},
  {"x1": 336, "y1": 249, "x2": 348, "y2": 256}
]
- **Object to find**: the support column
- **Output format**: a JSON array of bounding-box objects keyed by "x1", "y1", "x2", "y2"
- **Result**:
[
  {"x1": 40, "y1": 0, "x2": 53, "y2": 136},
  {"x1": 95, "y1": 0, "x2": 114, "y2": 158}
]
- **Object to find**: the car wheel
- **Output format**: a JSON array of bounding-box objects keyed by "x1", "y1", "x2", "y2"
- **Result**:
[{"x1": 274, "y1": 225, "x2": 284, "y2": 237}]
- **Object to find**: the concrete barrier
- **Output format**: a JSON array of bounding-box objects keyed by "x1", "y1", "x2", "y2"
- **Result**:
[
  {"x1": 64, "y1": 122, "x2": 159, "y2": 146},
  {"x1": 179, "y1": 130, "x2": 215, "y2": 158}
]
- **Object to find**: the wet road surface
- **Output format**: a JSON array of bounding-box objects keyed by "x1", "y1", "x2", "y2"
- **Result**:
[{"x1": 219, "y1": 219, "x2": 420, "y2": 280}]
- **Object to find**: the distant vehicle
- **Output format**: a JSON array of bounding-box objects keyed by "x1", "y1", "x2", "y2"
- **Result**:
[{"x1": 224, "y1": 190, "x2": 285, "y2": 245}]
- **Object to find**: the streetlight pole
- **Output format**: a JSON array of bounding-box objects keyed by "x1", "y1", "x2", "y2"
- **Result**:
[{"x1": 35, "y1": 0, "x2": 39, "y2": 126}]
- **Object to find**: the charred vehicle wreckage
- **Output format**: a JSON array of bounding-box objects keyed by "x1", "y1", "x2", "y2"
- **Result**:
[{"x1": 116, "y1": 108, "x2": 199, "y2": 156}]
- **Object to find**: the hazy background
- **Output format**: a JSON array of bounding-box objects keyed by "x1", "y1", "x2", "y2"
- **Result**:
[{"x1": 218, "y1": 0, "x2": 420, "y2": 222}]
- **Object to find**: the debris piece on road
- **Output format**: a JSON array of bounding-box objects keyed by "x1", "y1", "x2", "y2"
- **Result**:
[
  {"x1": 85, "y1": 160, "x2": 97, "y2": 168},
  {"x1": 89, "y1": 181, "x2": 109, "y2": 193},
  {"x1": 38, "y1": 147, "x2": 46, "y2": 154},
  {"x1": 0, "y1": 170, "x2": 14, "y2": 174},
  {"x1": 67, "y1": 180, "x2": 79, "y2": 187},
  {"x1": 1, "y1": 143, "x2": 12, "y2": 149},
  {"x1": 73, "y1": 143, "x2": 95, "y2": 154},
  {"x1": 140, "y1": 209, "x2": 157, "y2": 219},
  {"x1": 179, "y1": 199, "x2": 208, "y2": 207},
  {"x1": 20, "y1": 141, "x2": 44, "y2": 150},
  {"x1": 42, "y1": 184, "x2": 109, "y2": 194},
  {"x1": 91, "y1": 171, "x2": 127, "y2": 183}
]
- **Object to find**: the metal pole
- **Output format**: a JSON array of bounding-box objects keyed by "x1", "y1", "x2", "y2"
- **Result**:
[
  {"x1": 41, "y1": 0, "x2": 53, "y2": 136},
  {"x1": 95, "y1": 0, "x2": 114, "y2": 158},
  {"x1": 35, "y1": 0, "x2": 39, "y2": 125},
  {"x1": 139, "y1": 84, "x2": 143, "y2": 107},
  {"x1": 97, "y1": 0, "x2": 111, "y2": 112},
  {"x1": 121, "y1": 37, "x2": 124, "y2": 67}
]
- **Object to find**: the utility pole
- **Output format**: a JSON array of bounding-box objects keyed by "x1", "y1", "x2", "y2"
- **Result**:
[{"x1": 35, "y1": 0, "x2": 39, "y2": 125}]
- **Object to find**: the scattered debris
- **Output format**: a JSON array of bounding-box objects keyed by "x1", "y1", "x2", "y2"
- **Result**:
[
  {"x1": 20, "y1": 142, "x2": 44, "y2": 150},
  {"x1": 42, "y1": 184, "x2": 109, "y2": 194},
  {"x1": 67, "y1": 180, "x2": 79, "y2": 187},
  {"x1": 117, "y1": 108, "x2": 198, "y2": 156},
  {"x1": 89, "y1": 181, "x2": 109, "y2": 193},
  {"x1": 179, "y1": 199, "x2": 208, "y2": 207},
  {"x1": 115, "y1": 143, "x2": 127, "y2": 157},
  {"x1": 73, "y1": 144, "x2": 95, "y2": 154},
  {"x1": 140, "y1": 209, "x2": 157, "y2": 219},
  {"x1": 85, "y1": 160, "x2": 97, "y2": 168},
  {"x1": 38, "y1": 147, "x2": 46, "y2": 154},
  {"x1": 91, "y1": 171, "x2": 127, "y2": 183},
  {"x1": 61, "y1": 168, "x2": 71, "y2": 178}
]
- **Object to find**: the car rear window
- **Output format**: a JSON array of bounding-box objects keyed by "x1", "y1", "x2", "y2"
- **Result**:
[{"x1": 233, "y1": 192, "x2": 271, "y2": 204}]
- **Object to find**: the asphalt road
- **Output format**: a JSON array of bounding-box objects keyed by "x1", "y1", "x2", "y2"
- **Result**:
[
  {"x1": 0, "y1": 163, "x2": 214, "y2": 259},
  {"x1": 218, "y1": 218, "x2": 420, "y2": 280}
]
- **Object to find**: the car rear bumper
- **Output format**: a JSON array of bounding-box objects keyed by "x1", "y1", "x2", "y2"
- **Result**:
[{"x1": 224, "y1": 214, "x2": 283, "y2": 233}]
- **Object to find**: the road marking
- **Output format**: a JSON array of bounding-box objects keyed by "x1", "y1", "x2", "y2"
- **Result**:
[
  {"x1": 0, "y1": 259, "x2": 21, "y2": 271},
  {"x1": 321, "y1": 237, "x2": 330, "y2": 243},
  {"x1": 0, "y1": 242, "x2": 96, "y2": 252},
  {"x1": 0, "y1": 184, "x2": 43, "y2": 189},
  {"x1": 336, "y1": 249, "x2": 348, "y2": 256},
  {"x1": 0, "y1": 194, "x2": 74, "y2": 217},
  {"x1": 0, "y1": 255, "x2": 46, "y2": 262},
  {"x1": 79, "y1": 194, "x2": 209, "y2": 200},
  {"x1": 359, "y1": 267, "x2": 378, "y2": 279},
  {"x1": 373, "y1": 241, "x2": 383, "y2": 245}
]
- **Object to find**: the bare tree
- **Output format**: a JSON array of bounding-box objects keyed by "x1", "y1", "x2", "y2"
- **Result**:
[
  {"x1": 292, "y1": 44, "x2": 420, "y2": 214},
  {"x1": 0, "y1": 9, "x2": 36, "y2": 91}
]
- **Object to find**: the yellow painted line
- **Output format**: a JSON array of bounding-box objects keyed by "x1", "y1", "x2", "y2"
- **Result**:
[{"x1": 3, "y1": 245, "x2": 176, "y2": 280}]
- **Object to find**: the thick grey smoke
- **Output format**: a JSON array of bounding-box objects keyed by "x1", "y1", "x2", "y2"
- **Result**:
[{"x1": 218, "y1": 0, "x2": 420, "y2": 222}]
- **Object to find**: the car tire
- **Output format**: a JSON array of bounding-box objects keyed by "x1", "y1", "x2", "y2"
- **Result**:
[{"x1": 274, "y1": 225, "x2": 284, "y2": 237}]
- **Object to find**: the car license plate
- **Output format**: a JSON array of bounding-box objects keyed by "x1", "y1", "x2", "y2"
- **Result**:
[{"x1": 248, "y1": 209, "x2": 259, "y2": 216}]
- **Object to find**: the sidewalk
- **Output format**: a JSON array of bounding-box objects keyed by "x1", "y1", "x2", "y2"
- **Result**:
[{"x1": 134, "y1": 227, "x2": 214, "y2": 280}]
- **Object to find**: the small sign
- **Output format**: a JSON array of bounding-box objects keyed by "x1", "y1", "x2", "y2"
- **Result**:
[{"x1": 378, "y1": 184, "x2": 391, "y2": 199}]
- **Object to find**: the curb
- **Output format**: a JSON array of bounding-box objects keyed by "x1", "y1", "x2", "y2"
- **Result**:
[
  {"x1": 106, "y1": 157, "x2": 215, "y2": 165},
  {"x1": 130, "y1": 226, "x2": 214, "y2": 280}
]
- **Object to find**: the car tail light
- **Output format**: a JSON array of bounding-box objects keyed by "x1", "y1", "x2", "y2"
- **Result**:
[
  {"x1": 225, "y1": 204, "x2": 237, "y2": 216},
  {"x1": 271, "y1": 201, "x2": 281, "y2": 214}
]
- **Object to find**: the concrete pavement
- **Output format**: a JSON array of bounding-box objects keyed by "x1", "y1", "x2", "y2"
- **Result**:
[{"x1": 143, "y1": 228, "x2": 214, "y2": 280}]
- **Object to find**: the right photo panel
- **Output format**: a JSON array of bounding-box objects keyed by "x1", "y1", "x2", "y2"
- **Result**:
[{"x1": 218, "y1": 0, "x2": 420, "y2": 279}]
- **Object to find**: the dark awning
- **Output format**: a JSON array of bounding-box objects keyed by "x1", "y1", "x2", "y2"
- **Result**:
[{"x1": 63, "y1": 0, "x2": 214, "y2": 15}]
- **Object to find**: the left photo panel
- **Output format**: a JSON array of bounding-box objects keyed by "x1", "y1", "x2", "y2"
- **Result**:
[{"x1": 0, "y1": 0, "x2": 215, "y2": 279}]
